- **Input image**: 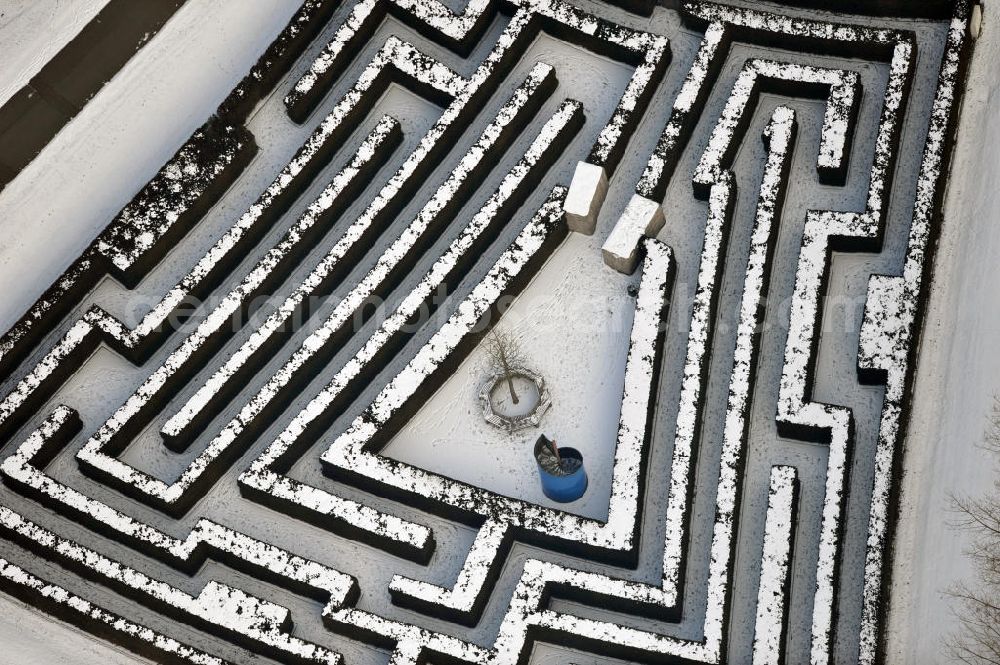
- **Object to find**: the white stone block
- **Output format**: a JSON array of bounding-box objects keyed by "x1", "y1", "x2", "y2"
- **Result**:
[
  {"x1": 601, "y1": 194, "x2": 664, "y2": 274},
  {"x1": 970, "y1": 3, "x2": 983, "y2": 39},
  {"x1": 563, "y1": 161, "x2": 608, "y2": 235}
]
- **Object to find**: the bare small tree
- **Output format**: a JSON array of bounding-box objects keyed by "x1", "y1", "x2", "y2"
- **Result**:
[
  {"x1": 485, "y1": 328, "x2": 526, "y2": 404},
  {"x1": 946, "y1": 396, "x2": 1000, "y2": 665}
]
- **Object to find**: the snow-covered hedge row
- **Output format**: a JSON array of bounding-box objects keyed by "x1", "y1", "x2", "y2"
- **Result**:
[
  {"x1": 636, "y1": 20, "x2": 728, "y2": 201},
  {"x1": 284, "y1": 0, "x2": 491, "y2": 120},
  {"x1": 635, "y1": 1, "x2": 909, "y2": 202},
  {"x1": 239, "y1": 3, "x2": 963, "y2": 664},
  {"x1": 582, "y1": 16, "x2": 668, "y2": 173},
  {"x1": 0, "y1": 556, "x2": 226, "y2": 665},
  {"x1": 216, "y1": 0, "x2": 340, "y2": 121},
  {"x1": 0, "y1": 30, "x2": 464, "y2": 458},
  {"x1": 0, "y1": 503, "x2": 340, "y2": 663},
  {"x1": 696, "y1": 107, "x2": 797, "y2": 659},
  {"x1": 623, "y1": 6, "x2": 919, "y2": 663},
  {"x1": 659, "y1": 173, "x2": 733, "y2": 605},
  {"x1": 0, "y1": 407, "x2": 367, "y2": 662},
  {"x1": 72, "y1": 60, "x2": 556, "y2": 516},
  {"x1": 685, "y1": 1, "x2": 907, "y2": 55},
  {"x1": 2, "y1": 409, "x2": 356, "y2": 605},
  {"x1": 692, "y1": 59, "x2": 859, "y2": 193},
  {"x1": 98, "y1": 0, "x2": 343, "y2": 282},
  {"x1": 389, "y1": 517, "x2": 514, "y2": 625},
  {"x1": 0, "y1": 118, "x2": 397, "y2": 507},
  {"x1": 239, "y1": 92, "x2": 581, "y2": 558},
  {"x1": 286, "y1": 0, "x2": 667, "y2": 176},
  {"x1": 752, "y1": 465, "x2": 800, "y2": 665},
  {"x1": 0, "y1": 0, "x2": 339, "y2": 381},
  {"x1": 855, "y1": 5, "x2": 972, "y2": 664},
  {"x1": 240, "y1": 119, "x2": 582, "y2": 557},
  {"x1": 313, "y1": 236, "x2": 671, "y2": 623},
  {"x1": 616, "y1": 51, "x2": 861, "y2": 278},
  {"x1": 762, "y1": 16, "x2": 915, "y2": 665},
  {"x1": 664, "y1": 92, "x2": 795, "y2": 609}
]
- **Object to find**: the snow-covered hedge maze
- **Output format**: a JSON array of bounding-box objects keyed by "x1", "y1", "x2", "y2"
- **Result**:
[{"x1": 0, "y1": 0, "x2": 974, "y2": 663}]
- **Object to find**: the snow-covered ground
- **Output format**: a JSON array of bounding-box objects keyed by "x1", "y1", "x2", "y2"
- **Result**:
[
  {"x1": 383, "y1": 230, "x2": 638, "y2": 520},
  {"x1": 0, "y1": 592, "x2": 152, "y2": 665},
  {"x1": 0, "y1": 0, "x2": 301, "y2": 334},
  {"x1": 0, "y1": 0, "x2": 108, "y2": 107},
  {"x1": 885, "y1": 3, "x2": 1000, "y2": 662}
]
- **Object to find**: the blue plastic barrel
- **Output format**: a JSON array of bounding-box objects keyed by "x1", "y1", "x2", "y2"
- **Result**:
[{"x1": 534, "y1": 442, "x2": 588, "y2": 503}]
